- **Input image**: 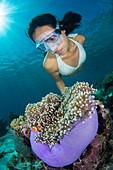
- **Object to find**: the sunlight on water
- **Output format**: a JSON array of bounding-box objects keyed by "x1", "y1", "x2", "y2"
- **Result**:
[
  {"x1": 0, "y1": 1, "x2": 17, "y2": 36},
  {"x1": 0, "y1": 0, "x2": 113, "y2": 120}
]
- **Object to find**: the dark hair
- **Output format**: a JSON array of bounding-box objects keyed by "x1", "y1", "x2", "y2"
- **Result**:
[
  {"x1": 28, "y1": 11, "x2": 82, "y2": 41},
  {"x1": 59, "y1": 11, "x2": 82, "y2": 34}
]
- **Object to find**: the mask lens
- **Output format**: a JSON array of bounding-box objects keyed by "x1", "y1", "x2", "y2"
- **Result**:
[
  {"x1": 36, "y1": 43, "x2": 47, "y2": 52},
  {"x1": 45, "y1": 35, "x2": 58, "y2": 43}
]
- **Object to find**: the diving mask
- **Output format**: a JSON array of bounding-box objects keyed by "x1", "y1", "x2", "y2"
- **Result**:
[{"x1": 35, "y1": 29, "x2": 62, "y2": 53}]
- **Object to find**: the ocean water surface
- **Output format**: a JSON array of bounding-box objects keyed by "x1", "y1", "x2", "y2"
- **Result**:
[{"x1": 0, "y1": 0, "x2": 113, "y2": 120}]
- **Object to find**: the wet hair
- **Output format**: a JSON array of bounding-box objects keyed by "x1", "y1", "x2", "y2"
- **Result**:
[{"x1": 28, "y1": 11, "x2": 82, "y2": 41}]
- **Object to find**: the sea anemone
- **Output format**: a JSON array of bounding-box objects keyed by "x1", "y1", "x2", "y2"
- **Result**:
[{"x1": 25, "y1": 82, "x2": 98, "y2": 167}]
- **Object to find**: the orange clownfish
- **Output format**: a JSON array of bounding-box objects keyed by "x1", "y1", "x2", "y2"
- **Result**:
[
  {"x1": 31, "y1": 107, "x2": 35, "y2": 111},
  {"x1": 32, "y1": 125, "x2": 41, "y2": 132}
]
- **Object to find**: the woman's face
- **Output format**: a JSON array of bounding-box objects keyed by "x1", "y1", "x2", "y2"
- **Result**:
[{"x1": 32, "y1": 25, "x2": 69, "y2": 56}]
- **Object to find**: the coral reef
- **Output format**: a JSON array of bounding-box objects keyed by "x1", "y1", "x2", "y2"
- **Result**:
[
  {"x1": 25, "y1": 93, "x2": 61, "y2": 147},
  {"x1": 1, "y1": 72, "x2": 113, "y2": 169},
  {"x1": 25, "y1": 82, "x2": 97, "y2": 148},
  {"x1": 94, "y1": 70, "x2": 113, "y2": 112},
  {"x1": 72, "y1": 102, "x2": 111, "y2": 170},
  {"x1": 25, "y1": 82, "x2": 99, "y2": 167},
  {"x1": 40, "y1": 101, "x2": 111, "y2": 170},
  {"x1": 10, "y1": 115, "x2": 26, "y2": 132},
  {"x1": 10, "y1": 115, "x2": 31, "y2": 146},
  {"x1": 0, "y1": 129, "x2": 44, "y2": 170}
]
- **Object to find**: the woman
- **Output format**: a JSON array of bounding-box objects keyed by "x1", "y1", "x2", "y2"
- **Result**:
[{"x1": 28, "y1": 11, "x2": 86, "y2": 94}]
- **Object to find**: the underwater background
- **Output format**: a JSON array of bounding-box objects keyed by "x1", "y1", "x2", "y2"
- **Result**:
[
  {"x1": 0, "y1": 0, "x2": 113, "y2": 169},
  {"x1": 0, "y1": 0, "x2": 113, "y2": 120}
]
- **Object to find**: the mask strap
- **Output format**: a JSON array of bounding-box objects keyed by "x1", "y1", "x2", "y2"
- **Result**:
[{"x1": 56, "y1": 21, "x2": 60, "y2": 29}]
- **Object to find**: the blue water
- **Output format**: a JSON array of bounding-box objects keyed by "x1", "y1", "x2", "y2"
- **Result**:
[{"x1": 0, "y1": 0, "x2": 113, "y2": 120}]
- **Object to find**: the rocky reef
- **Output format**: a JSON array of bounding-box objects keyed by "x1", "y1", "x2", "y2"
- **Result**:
[{"x1": 0, "y1": 70, "x2": 113, "y2": 169}]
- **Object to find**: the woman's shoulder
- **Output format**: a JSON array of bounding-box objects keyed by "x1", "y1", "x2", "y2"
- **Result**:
[
  {"x1": 44, "y1": 52, "x2": 56, "y2": 62},
  {"x1": 70, "y1": 34, "x2": 86, "y2": 46},
  {"x1": 68, "y1": 33, "x2": 78, "y2": 38}
]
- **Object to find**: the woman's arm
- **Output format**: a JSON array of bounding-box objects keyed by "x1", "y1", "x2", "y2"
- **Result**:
[
  {"x1": 47, "y1": 69, "x2": 66, "y2": 94},
  {"x1": 43, "y1": 57, "x2": 66, "y2": 94}
]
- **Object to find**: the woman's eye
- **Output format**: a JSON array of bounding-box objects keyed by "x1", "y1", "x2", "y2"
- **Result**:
[{"x1": 45, "y1": 35, "x2": 58, "y2": 43}]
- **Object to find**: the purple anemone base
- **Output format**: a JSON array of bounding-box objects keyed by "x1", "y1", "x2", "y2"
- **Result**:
[{"x1": 30, "y1": 109, "x2": 98, "y2": 167}]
